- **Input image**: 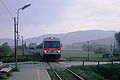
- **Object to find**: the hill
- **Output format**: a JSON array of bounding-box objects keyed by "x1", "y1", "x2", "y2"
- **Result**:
[
  {"x1": 64, "y1": 36, "x2": 116, "y2": 49},
  {"x1": 25, "y1": 30, "x2": 116, "y2": 45},
  {"x1": 0, "y1": 30, "x2": 117, "y2": 46}
]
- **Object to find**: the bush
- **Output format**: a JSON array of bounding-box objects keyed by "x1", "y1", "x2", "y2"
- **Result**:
[
  {"x1": 0, "y1": 46, "x2": 12, "y2": 56},
  {"x1": 94, "y1": 47, "x2": 109, "y2": 54}
]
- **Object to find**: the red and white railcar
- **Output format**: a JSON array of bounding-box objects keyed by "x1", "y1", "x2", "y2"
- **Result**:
[{"x1": 37, "y1": 37, "x2": 62, "y2": 61}]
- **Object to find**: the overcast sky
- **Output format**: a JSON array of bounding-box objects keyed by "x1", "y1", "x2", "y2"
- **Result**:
[{"x1": 0, "y1": 0, "x2": 120, "y2": 39}]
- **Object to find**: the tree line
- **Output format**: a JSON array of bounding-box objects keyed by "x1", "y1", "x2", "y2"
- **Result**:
[{"x1": 0, "y1": 42, "x2": 12, "y2": 56}]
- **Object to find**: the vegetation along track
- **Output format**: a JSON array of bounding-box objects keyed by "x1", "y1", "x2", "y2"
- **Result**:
[{"x1": 47, "y1": 62, "x2": 85, "y2": 80}]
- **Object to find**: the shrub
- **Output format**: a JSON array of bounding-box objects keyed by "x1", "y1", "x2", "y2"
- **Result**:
[{"x1": 0, "y1": 46, "x2": 12, "y2": 56}]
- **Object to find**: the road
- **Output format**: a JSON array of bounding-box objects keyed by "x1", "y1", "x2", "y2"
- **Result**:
[
  {"x1": 7, "y1": 62, "x2": 51, "y2": 80},
  {"x1": 59, "y1": 61, "x2": 120, "y2": 67}
]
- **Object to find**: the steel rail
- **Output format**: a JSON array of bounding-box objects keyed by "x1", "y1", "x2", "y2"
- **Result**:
[
  {"x1": 66, "y1": 68, "x2": 84, "y2": 80},
  {"x1": 58, "y1": 62, "x2": 85, "y2": 80},
  {"x1": 47, "y1": 62, "x2": 63, "y2": 80}
]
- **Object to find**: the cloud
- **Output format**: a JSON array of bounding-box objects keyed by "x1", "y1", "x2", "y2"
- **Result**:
[{"x1": 56, "y1": 0, "x2": 120, "y2": 31}]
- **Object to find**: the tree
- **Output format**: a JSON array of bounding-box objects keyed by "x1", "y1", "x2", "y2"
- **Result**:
[
  {"x1": 0, "y1": 45, "x2": 12, "y2": 56},
  {"x1": 94, "y1": 47, "x2": 109, "y2": 54},
  {"x1": 82, "y1": 44, "x2": 95, "y2": 51},
  {"x1": 115, "y1": 32, "x2": 120, "y2": 48},
  {"x1": 82, "y1": 44, "x2": 88, "y2": 51},
  {"x1": 113, "y1": 48, "x2": 120, "y2": 54},
  {"x1": 29, "y1": 43, "x2": 36, "y2": 50}
]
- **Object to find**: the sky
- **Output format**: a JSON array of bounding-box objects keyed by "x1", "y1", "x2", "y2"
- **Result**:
[{"x1": 0, "y1": 0, "x2": 120, "y2": 39}]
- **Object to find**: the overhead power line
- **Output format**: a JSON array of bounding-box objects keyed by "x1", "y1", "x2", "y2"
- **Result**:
[{"x1": 0, "y1": 0, "x2": 14, "y2": 18}]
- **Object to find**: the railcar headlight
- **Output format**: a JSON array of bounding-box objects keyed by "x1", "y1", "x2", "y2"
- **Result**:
[
  {"x1": 44, "y1": 50, "x2": 47, "y2": 53},
  {"x1": 57, "y1": 51, "x2": 61, "y2": 53}
]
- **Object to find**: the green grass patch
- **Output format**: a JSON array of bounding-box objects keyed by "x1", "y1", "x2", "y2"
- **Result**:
[
  {"x1": 61, "y1": 50, "x2": 102, "y2": 60},
  {"x1": 69, "y1": 63, "x2": 120, "y2": 80},
  {"x1": 48, "y1": 69, "x2": 78, "y2": 80},
  {"x1": 61, "y1": 50, "x2": 120, "y2": 61},
  {"x1": 2, "y1": 53, "x2": 42, "y2": 63},
  {"x1": 47, "y1": 69, "x2": 59, "y2": 80},
  {"x1": 56, "y1": 69, "x2": 78, "y2": 80}
]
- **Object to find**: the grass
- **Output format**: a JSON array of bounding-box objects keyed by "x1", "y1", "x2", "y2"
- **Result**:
[
  {"x1": 61, "y1": 50, "x2": 120, "y2": 61},
  {"x1": 61, "y1": 50, "x2": 102, "y2": 61},
  {"x1": 69, "y1": 63, "x2": 120, "y2": 80},
  {"x1": 48, "y1": 63, "x2": 120, "y2": 80},
  {"x1": 56, "y1": 69, "x2": 78, "y2": 80},
  {"x1": 47, "y1": 69, "x2": 59, "y2": 80},
  {"x1": 2, "y1": 53, "x2": 42, "y2": 63},
  {"x1": 47, "y1": 69, "x2": 78, "y2": 80},
  {"x1": 69, "y1": 65, "x2": 108, "y2": 80}
]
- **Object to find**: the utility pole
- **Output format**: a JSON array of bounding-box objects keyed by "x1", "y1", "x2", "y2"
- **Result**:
[
  {"x1": 111, "y1": 43, "x2": 113, "y2": 53},
  {"x1": 24, "y1": 42, "x2": 26, "y2": 51},
  {"x1": 21, "y1": 36, "x2": 24, "y2": 55},
  {"x1": 113, "y1": 42, "x2": 116, "y2": 54},
  {"x1": 87, "y1": 41, "x2": 90, "y2": 61},
  {"x1": 14, "y1": 17, "x2": 17, "y2": 69}
]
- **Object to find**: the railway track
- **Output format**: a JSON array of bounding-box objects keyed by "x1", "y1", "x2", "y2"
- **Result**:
[
  {"x1": 47, "y1": 62, "x2": 85, "y2": 80},
  {"x1": 37, "y1": 53, "x2": 85, "y2": 80},
  {"x1": 66, "y1": 68, "x2": 84, "y2": 80},
  {"x1": 47, "y1": 62, "x2": 63, "y2": 80}
]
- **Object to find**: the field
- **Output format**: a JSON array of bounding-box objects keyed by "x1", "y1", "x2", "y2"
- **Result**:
[{"x1": 61, "y1": 50, "x2": 119, "y2": 61}]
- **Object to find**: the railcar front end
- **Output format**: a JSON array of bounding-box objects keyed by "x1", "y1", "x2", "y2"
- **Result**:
[{"x1": 39, "y1": 37, "x2": 62, "y2": 61}]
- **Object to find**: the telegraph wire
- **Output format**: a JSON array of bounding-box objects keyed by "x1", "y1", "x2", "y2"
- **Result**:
[{"x1": 0, "y1": 0, "x2": 14, "y2": 18}]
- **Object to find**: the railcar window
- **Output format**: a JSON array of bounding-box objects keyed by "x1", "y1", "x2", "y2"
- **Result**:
[{"x1": 44, "y1": 41, "x2": 60, "y2": 48}]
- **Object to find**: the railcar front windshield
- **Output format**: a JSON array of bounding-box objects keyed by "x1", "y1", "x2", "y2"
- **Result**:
[{"x1": 44, "y1": 41, "x2": 60, "y2": 48}]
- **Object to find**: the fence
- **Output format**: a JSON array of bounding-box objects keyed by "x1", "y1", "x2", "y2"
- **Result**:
[{"x1": 81, "y1": 60, "x2": 116, "y2": 70}]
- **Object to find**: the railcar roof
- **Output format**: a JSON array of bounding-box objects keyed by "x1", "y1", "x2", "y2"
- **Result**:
[{"x1": 43, "y1": 37, "x2": 60, "y2": 41}]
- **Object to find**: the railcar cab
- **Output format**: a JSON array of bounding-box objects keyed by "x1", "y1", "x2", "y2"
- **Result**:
[
  {"x1": 43, "y1": 37, "x2": 61, "y2": 53},
  {"x1": 42, "y1": 37, "x2": 62, "y2": 61}
]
